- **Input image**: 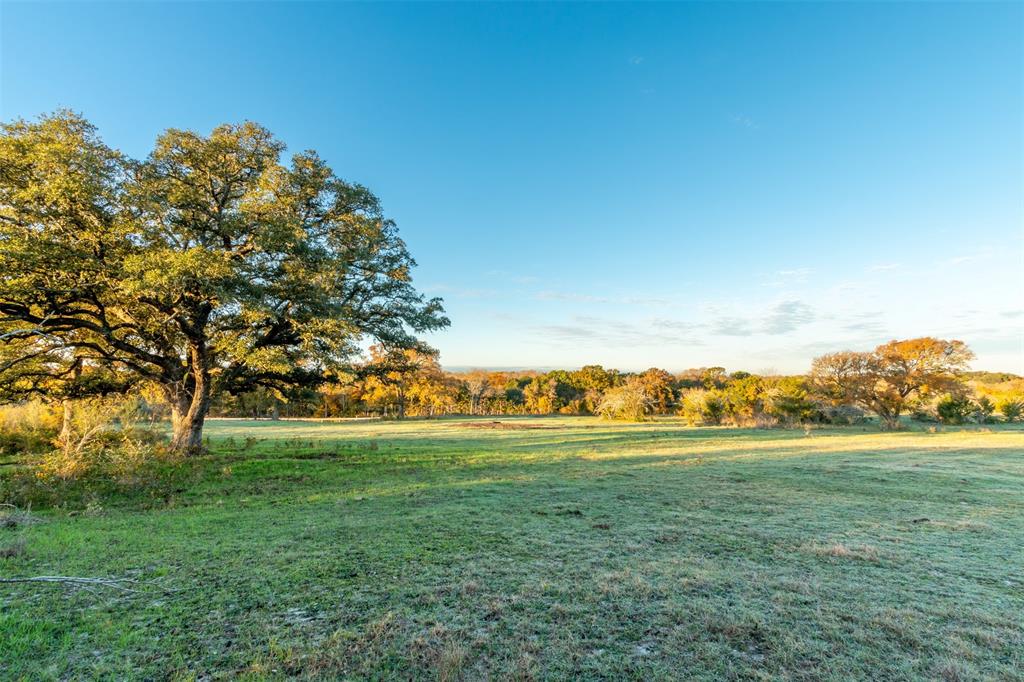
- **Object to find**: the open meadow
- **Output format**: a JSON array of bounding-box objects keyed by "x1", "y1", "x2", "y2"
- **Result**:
[{"x1": 2, "y1": 417, "x2": 1022, "y2": 680}]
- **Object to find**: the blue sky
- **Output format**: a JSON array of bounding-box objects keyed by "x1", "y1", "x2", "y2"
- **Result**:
[{"x1": 2, "y1": 2, "x2": 1021, "y2": 373}]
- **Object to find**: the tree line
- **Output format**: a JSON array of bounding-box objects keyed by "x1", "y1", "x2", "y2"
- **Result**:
[{"x1": 208, "y1": 338, "x2": 1021, "y2": 429}]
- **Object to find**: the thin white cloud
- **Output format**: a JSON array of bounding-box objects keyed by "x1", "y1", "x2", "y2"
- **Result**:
[
  {"x1": 729, "y1": 113, "x2": 759, "y2": 130},
  {"x1": 841, "y1": 311, "x2": 886, "y2": 335},
  {"x1": 761, "y1": 267, "x2": 813, "y2": 288},
  {"x1": 423, "y1": 284, "x2": 497, "y2": 299},
  {"x1": 940, "y1": 248, "x2": 993, "y2": 267},
  {"x1": 761, "y1": 300, "x2": 815, "y2": 334},
  {"x1": 712, "y1": 317, "x2": 754, "y2": 336},
  {"x1": 944, "y1": 255, "x2": 978, "y2": 266},
  {"x1": 532, "y1": 315, "x2": 703, "y2": 348},
  {"x1": 534, "y1": 291, "x2": 670, "y2": 306}
]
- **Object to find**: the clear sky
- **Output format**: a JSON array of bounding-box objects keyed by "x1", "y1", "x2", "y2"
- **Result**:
[{"x1": 2, "y1": 1, "x2": 1022, "y2": 373}]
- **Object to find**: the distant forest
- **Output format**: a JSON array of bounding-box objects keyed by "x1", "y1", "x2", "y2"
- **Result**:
[{"x1": 209, "y1": 344, "x2": 1024, "y2": 428}]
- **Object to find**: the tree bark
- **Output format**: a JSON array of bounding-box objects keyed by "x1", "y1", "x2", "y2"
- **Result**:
[
  {"x1": 169, "y1": 398, "x2": 206, "y2": 452},
  {"x1": 168, "y1": 342, "x2": 212, "y2": 453},
  {"x1": 396, "y1": 387, "x2": 406, "y2": 419},
  {"x1": 57, "y1": 399, "x2": 75, "y2": 450},
  {"x1": 878, "y1": 408, "x2": 902, "y2": 430}
]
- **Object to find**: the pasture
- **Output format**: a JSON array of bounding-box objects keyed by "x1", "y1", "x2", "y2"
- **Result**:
[{"x1": 2, "y1": 418, "x2": 1023, "y2": 680}]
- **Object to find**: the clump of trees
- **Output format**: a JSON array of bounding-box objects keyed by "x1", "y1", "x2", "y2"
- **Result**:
[
  {"x1": 0, "y1": 111, "x2": 447, "y2": 454},
  {"x1": 810, "y1": 338, "x2": 974, "y2": 430}
]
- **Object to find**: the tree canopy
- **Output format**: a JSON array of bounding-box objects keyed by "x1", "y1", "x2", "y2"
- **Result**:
[{"x1": 0, "y1": 111, "x2": 447, "y2": 450}]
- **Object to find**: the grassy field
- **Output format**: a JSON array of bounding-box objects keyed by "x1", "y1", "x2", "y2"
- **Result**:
[{"x1": 1, "y1": 417, "x2": 1023, "y2": 681}]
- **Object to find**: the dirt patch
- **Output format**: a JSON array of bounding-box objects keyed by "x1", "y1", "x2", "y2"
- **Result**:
[{"x1": 458, "y1": 421, "x2": 554, "y2": 430}]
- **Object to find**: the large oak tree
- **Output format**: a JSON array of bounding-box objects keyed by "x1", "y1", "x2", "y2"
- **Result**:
[
  {"x1": 0, "y1": 111, "x2": 447, "y2": 451},
  {"x1": 810, "y1": 337, "x2": 973, "y2": 429}
]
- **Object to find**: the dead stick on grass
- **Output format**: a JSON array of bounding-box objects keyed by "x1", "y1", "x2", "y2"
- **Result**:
[{"x1": 0, "y1": 576, "x2": 139, "y2": 592}]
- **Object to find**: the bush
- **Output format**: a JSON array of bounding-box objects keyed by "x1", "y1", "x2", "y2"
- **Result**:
[
  {"x1": 761, "y1": 378, "x2": 818, "y2": 425},
  {"x1": 2, "y1": 445, "x2": 193, "y2": 511},
  {"x1": 0, "y1": 401, "x2": 60, "y2": 455},
  {"x1": 998, "y1": 398, "x2": 1023, "y2": 422},
  {"x1": 597, "y1": 379, "x2": 652, "y2": 422},
  {"x1": 909, "y1": 399, "x2": 938, "y2": 423},
  {"x1": 824, "y1": 404, "x2": 869, "y2": 425},
  {"x1": 680, "y1": 389, "x2": 727, "y2": 426},
  {"x1": 972, "y1": 396, "x2": 996, "y2": 424},
  {"x1": 0, "y1": 395, "x2": 185, "y2": 510},
  {"x1": 937, "y1": 395, "x2": 973, "y2": 425}
]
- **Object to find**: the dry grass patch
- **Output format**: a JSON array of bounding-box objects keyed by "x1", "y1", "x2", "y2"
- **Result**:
[
  {"x1": 929, "y1": 519, "x2": 993, "y2": 532},
  {"x1": 803, "y1": 541, "x2": 880, "y2": 562},
  {"x1": 436, "y1": 639, "x2": 468, "y2": 682}
]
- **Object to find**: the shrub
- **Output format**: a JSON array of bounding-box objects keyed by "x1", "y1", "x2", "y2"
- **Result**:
[
  {"x1": 680, "y1": 389, "x2": 727, "y2": 426},
  {"x1": 3, "y1": 444, "x2": 192, "y2": 511},
  {"x1": 0, "y1": 395, "x2": 183, "y2": 510},
  {"x1": 824, "y1": 404, "x2": 869, "y2": 425},
  {"x1": 936, "y1": 395, "x2": 973, "y2": 425},
  {"x1": 762, "y1": 377, "x2": 818, "y2": 425},
  {"x1": 909, "y1": 398, "x2": 938, "y2": 423},
  {"x1": 997, "y1": 398, "x2": 1023, "y2": 422},
  {"x1": 971, "y1": 396, "x2": 996, "y2": 424},
  {"x1": 597, "y1": 379, "x2": 652, "y2": 422},
  {"x1": 0, "y1": 401, "x2": 60, "y2": 455}
]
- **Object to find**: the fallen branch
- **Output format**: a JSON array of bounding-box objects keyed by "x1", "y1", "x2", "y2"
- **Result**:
[
  {"x1": 0, "y1": 575, "x2": 138, "y2": 592},
  {"x1": 0, "y1": 503, "x2": 43, "y2": 529}
]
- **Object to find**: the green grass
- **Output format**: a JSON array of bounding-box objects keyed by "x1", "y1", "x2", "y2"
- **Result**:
[{"x1": 2, "y1": 417, "x2": 1023, "y2": 680}]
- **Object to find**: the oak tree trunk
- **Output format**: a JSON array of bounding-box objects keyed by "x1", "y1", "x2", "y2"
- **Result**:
[
  {"x1": 878, "y1": 409, "x2": 902, "y2": 431},
  {"x1": 168, "y1": 343, "x2": 212, "y2": 454}
]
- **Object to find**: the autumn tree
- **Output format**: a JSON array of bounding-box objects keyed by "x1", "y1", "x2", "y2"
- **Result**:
[
  {"x1": 636, "y1": 368, "x2": 676, "y2": 414},
  {"x1": 561, "y1": 364, "x2": 619, "y2": 413},
  {"x1": 700, "y1": 367, "x2": 727, "y2": 389},
  {"x1": 408, "y1": 372, "x2": 461, "y2": 417},
  {"x1": 0, "y1": 112, "x2": 447, "y2": 451},
  {"x1": 462, "y1": 370, "x2": 494, "y2": 415},
  {"x1": 360, "y1": 346, "x2": 446, "y2": 419},
  {"x1": 810, "y1": 338, "x2": 973, "y2": 430},
  {"x1": 570, "y1": 365, "x2": 619, "y2": 392},
  {"x1": 523, "y1": 376, "x2": 558, "y2": 414},
  {"x1": 597, "y1": 377, "x2": 653, "y2": 422}
]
